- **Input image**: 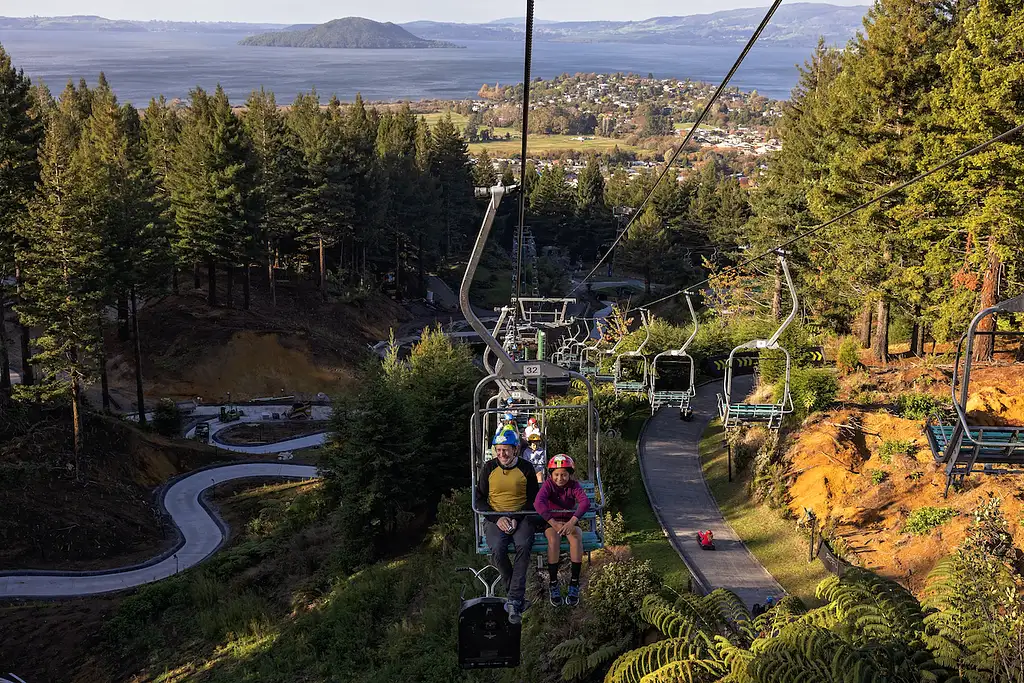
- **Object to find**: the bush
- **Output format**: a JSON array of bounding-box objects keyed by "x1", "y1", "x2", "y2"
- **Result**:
[
  {"x1": 905, "y1": 506, "x2": 956, "y2": 535},
  {"x1": 585, "y1": 557, "x2": 661, "y2": 634},
  {"x1": 895, "y1": 393, "x2": 942, "y2": 421},
  {"x1": 152, "y1": 399, "x2": 182, "y2": 437},
  {"x1": 878, "y1": 439, "x2": 916, "y2": 464},
  {"x1": 431, "y1": 488, "x2": 473, "y2": 553},
  {"x1": 603, "y1": 511, "x2": 626, "y2": 545},
  {"x1": 870, "y1": 469, "x2": 888, "y2": 485},
  {"x1": 836, "y1": 336, "x2": 861, "y2": 376},
  {"x1": 777, "y1": 367, "x2": 838, "y2": 416}
]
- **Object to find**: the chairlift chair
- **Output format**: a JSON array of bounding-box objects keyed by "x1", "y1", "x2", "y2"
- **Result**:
[
  {"x1": 613, "y1": 309, "x2": 652, "y2": 396},
  {"x1": 925, "y1": 293, "x2": 1024, "y2": 495},
  {"x1": 461, "y1": 186, "x2": 606, "y2": 561},
  {"x1": 717, "y1": 253, "x2": 797, "y2": 430},
  {"x1": 650, "y1": 293, "x2": 699, "y2": 420},
  {"x1": 457, "y1": 565, "x2": 521, "y2": 669}
]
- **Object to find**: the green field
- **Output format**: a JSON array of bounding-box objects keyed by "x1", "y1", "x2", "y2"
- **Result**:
[
  {"x1": 699, "y1": 421, "x2": 829, "y2": 606},
  {"x1": 420, "y1": 110, "x2": 469, "y2": 127},
  {"x1": 469, "y1": 135, "x2": 641, "y2": 156}
]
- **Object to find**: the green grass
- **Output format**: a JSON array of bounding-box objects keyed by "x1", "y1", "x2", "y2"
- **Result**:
[
  {"x1": 468, "y1": 134, "x2": 642, "y2": 156},
  {"x1": 619, "y1": 413, "x2": 692, "y2": 594},
  {"x1": 420, "y1": 110, "x2": 469, "y2": 127},
  {"x1": 699, "y1": 422, "x2": 829, "y2": 606}
]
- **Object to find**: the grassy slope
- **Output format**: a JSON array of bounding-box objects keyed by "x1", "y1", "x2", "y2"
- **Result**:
[
  {"x1": 469, "y1": 135, "x2": 639, "y2": 156},
  {"x1": 699, "y1": 421, "x2": 829, "y2": 606}
]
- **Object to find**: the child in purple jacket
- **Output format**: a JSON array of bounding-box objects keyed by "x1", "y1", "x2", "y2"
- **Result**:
[{"x1": 534, "y1": 454, "x2": 590, "y2": 606}]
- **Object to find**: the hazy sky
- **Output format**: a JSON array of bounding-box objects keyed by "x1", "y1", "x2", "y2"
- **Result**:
[{"x1": 4, "y1": 0, "x2": 869, "y2": 24}]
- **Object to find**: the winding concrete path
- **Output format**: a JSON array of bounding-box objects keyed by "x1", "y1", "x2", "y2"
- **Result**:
[
  {"x1": 639, "y1": 376, "x2": 784, "y2": 608},
  {"x1": 0, "y1": 463, "x2": 319, "y2": 599}
]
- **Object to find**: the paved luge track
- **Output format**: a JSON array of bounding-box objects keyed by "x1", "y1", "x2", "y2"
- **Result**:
[
  {"x1": 0, "y1": 463, "x2": 319, "y2": 599},
  {"x1": 639, "y1": 375, "x2": 784, "y2": 608}
]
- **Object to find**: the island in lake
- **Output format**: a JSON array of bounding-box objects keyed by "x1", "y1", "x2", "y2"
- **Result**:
[{"x1": 240, "y1": 17, "x2": 461, "y2": 49}]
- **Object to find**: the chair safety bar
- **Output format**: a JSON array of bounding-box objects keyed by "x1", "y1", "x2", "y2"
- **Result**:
[{"x1": 650, "y1": 293, "x2": 699, "y2": 410}]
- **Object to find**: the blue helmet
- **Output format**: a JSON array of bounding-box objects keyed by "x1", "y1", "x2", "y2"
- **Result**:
[
  {"x1": 493, "y1": 428, "x2": 520, "y2": 447},
  {"x1": 503, "y1": 412, "x2": 516, "y2": 423}
]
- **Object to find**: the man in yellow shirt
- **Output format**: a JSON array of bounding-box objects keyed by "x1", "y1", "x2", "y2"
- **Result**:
[{"x1": 477, "y1": 429, "x2": 540, "y2": 624}]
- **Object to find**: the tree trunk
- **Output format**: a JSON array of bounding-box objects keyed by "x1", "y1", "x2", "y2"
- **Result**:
[
  {"x1": 70, "y1": 368, "x2": 82, "y2": 473},
  {"x1": 225, "y1": 264, "x2": 234, "y2": 308},
  {"x1": 319, "y1": 236, "x2": 327, "y2": 301},
  {"x1": 171, "y1": 265, "x2": 179, "y2": 295},
  {"x1": 117, "y1": 293, "x2": 130, "y2": 341},
  {"x1": 771, "y1": 261, "x2": 783, "y2": 320},
  {"x1": 15, "y1": 263, "x2": 33, "y2": 386},
  {"x1": 858, "y1": 301, "x2": 873, "y2": 349},
  {"x1": 644, "y1": 264, "x2": 652, "y2": 295},
  {"x1": 872, "y1": 298, "x2": 890, "y2": 364},
  {"x1": 395, "y1": 232, "x2": 401, "y2": 300},
  {"x1": 207, "y1": 261, "x2": 217, "y2": 307},
  {"x1": 193, "y1": 262, "x2": 201, "y2": 290},
  {"x1": 910, "y1": 304, "x2": 925, "y2": 356},
  {"x1": 0, "y1": 294, "x2": 11, "y2": 394},
  {"x1": 243, "y1": 263, "x2": 251, "y2": 311},
  {"x1": 131, "y1": 287, "x2": 146, "y2": 426},
  {"x1": 98, "y1": 323, "x2": 111, "y2": 412},
  {"x1": 418, "y1": 233, "x2": 425, "y2": 297},
  {"x1": 974, "y1": 235, "x2": 1000, "y2": 362},
  {"x1": 267, "y1": 241, "x2": 276, "y2": 307}
]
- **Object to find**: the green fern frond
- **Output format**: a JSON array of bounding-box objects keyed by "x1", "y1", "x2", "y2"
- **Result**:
[
  {"x1": 638, "y1": 658, "x2": 726, "y2": 683},
  {"x1": 605, "y1": 637, "x2": 704, "y2": 683}
]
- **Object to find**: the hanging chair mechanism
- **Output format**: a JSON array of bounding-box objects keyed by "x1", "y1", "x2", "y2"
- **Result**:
[
  {"x1": 650, "y1": 293, "x2": 699, "y2": 420},
  {"x1": 925, "y1": 293, "x2": 1024, "y2": 495},
  {"x1": 717, "y1": 253, "x2": 797, "y2": 430},
  {"x1": 613, "y1": 309, "x2": 652, "y2": 396}
]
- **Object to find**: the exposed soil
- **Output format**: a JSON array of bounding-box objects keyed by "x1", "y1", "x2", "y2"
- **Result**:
[
  {"x1": 214, "y1": 420, "x2": 329, "y2": 445},
  {"x1": 104, "y1": 284, "x2": 407, "y2": 407},
  {"x1": 784, "y1": 357, "x2": 1024, "y2": 594}
]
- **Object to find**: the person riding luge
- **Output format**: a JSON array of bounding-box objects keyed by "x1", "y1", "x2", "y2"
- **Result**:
[
  {"x1": 477, "y1": 429, "x2": 540, "y2": 624},
  {"x1": 534, "y1": 454, "x2": 590, "y2": 607}
]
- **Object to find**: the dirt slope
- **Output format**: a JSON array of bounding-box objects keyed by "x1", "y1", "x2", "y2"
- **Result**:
[{"x1": 784, "y1": 362, "x2": 1024, "y2": 593}]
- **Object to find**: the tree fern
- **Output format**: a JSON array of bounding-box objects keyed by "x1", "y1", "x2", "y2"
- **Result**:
[
  {"x1": 605, "y1": 637, "x2": 712, "y2": 683},
  {"x1": 638, "y1": 658, "x2": 725, "y2": 683},
  {"x1": 641, "y1": 595, "x2": 715, "y2": 654}
]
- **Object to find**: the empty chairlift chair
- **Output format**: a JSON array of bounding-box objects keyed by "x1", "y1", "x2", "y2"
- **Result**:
[
  {"x1": 925, "y1": 293, "x2": 1024, "y2": 495},
  {"x1": 717, "y1": 253, "x2": 797, "y2": 430},
  {"x1": 613, "y1": 309, "x2": 652, "y2": 397},
  {"x1": 650, "y1": 293, "x2": 699, "y2": 419}
]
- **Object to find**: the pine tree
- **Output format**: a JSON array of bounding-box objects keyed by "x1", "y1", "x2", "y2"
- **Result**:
[
  {"x1": 0, "y1": 43, "x2": 43, "y2": 394},
  {"x1": 16, "y1": 89, "x2": 104, "y2": 464},
  {"x1": 430, "y1": 112, "x2": 474, "y2": 260},
  {"x1": 472, "y1": 148, "x2": 497, "y2": 187},
  {"x1": 619, "y1": 206, "x2": 668, "y2": 295},
  {"x1": 141, "y1": 96, "x2": 180, "y2": 291},
  {"x1": 342, "y1": 94, "x2": 384, "y2": 282},
  {"x1": 927, "y1": 0, "x2": 1024, "y2": 360},
  {"x1": 242, "y1": 88, "x2": 299, "y2": 306}
]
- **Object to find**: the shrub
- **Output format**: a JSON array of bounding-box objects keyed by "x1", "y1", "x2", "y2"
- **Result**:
[
  {"x1": 603, "y1": 511, "x2": 626, "y2": 545},
  {"x1": 777, "y1": 367, "x2": 838, "y2": 416},
  {"x1": 878, "y1": 439, "x2": 916, "y2": 464},
  {"x1": 152, "y1": 399, "x2": 182, "y2": 437},
  {"x1": 431, "y1": 488, "x2": 473, "y2": 553},
  {"x1": 836, "y1": 336, "x2": 861, "y2": 376},
  {"x1": 904, "y1": 506, "x2": 956, "y2": 535},
  {"x1": 585, "y1": 557, "x2": 661, "y2": 634},
  {"x1": 895, "y1": 393, "x2": 942, "y2": 421},
  {"x1": 570, "y1": 434, "x2": 635, "y2": 511},
  {"x1": 870, "y1": 469, "x2": 888, "y2": 485}
]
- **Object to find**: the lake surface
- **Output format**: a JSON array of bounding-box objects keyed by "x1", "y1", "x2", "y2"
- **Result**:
[{"x1": 0, "y1": 29, "x2": 813, "y2": 105}]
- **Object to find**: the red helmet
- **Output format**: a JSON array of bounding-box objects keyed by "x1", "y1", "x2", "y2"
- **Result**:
[
  {"x1": 547, "y1": 454, "x2": 575, "y2": 473},
  {"x1": 527, "y1": 417, "x2": 538, "y2": 426}
]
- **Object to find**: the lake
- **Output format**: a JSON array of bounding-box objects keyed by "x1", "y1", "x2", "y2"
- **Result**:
[{"x1": 0, "y1": 29, "x2": 813, "y2": 105}]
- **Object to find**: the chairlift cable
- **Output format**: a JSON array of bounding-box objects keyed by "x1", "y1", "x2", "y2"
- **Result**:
[
  {"x1": 513, "y1": 0, "x2": 536, "y2": 324},
  {"x1": 637, "y1": 120, "x2": 1024, "y2": 312},
  {"x1": 568, "y1": 0, "x2": 783, "y2": 296}
]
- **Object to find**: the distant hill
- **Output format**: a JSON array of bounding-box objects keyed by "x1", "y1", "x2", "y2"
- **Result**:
[
  {"x1": 404, "y1": 3, "x2": 869, "y2": 47},
  {"x1": 0, "y1": 15, "x2": 284, "y2": 33},
  {"x1": 240, "y1": 17, "x2": 460, "y2": 48}
]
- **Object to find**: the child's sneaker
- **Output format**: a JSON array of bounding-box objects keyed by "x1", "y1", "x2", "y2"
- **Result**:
[
  {"x1": 565, "y1": 584, "x2": 581, "y2": 606},
  {"x1": 549, "y1": 584, "x2": 563, "y2": 607}
]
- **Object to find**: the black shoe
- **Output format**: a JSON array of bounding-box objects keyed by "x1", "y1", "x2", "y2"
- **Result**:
[
  {"x1": 565, "y1": 584, "x2": 580, "y2": 606},
  {"x1": 505, "y1": 599, "x2": 522, "y2": 624},
  {"x1": 549, "y1": 584, "x2": 563, "y2": 607}
]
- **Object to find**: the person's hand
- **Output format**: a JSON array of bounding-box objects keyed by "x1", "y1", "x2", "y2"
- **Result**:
[
  {"x1": 549, "y1": 520, "x2": 564, "y2": 534},
  {"x1": 497, "y1": 516, "x2": 514, "y2": 533},
  {"x1": 559, "y1": 516, "x2": 578, "y2": 537}
]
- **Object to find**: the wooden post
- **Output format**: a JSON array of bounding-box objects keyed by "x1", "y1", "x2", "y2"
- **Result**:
[{"x1": 727, "y1": 441, "x2": 733, "y2": 483}]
